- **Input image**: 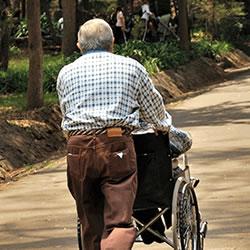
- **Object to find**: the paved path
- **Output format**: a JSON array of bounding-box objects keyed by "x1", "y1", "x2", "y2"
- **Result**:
[{"x1": 0, "y1": 70, "x2": 250, "y2": 250}]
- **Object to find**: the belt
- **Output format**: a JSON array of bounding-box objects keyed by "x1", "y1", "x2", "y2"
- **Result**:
[{"x1": 68, "y1": 127, "x2": 132, "y2": 137}]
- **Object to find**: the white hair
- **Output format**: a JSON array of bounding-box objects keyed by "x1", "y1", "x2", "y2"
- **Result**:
[{"x1": 77, "y1": 18, "x2": 114, "y2": 52}]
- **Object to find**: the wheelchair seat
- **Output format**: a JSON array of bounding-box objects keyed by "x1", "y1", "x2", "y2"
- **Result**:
[
  {"x1": 132, "y1": 131, "x2": 174, "y2": 209},
  {"x1": 131, "y1": 131, "x2": 208, "y2": 249},
  {"x1": 132, "y1": 132, "x2": 175, "y2": 244}
]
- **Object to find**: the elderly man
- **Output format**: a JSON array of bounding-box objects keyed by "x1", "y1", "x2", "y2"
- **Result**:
[{"x1": 57, "y1": 18, "x2": 171, "y2": 250}]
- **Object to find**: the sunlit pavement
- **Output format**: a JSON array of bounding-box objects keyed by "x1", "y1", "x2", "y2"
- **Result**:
[{"x1": 0, "y1": 70, "x2": 250, "y2": 250}]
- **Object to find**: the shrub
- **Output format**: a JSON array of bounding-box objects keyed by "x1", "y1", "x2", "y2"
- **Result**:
[
  {"x1": 14, "y1": 19, "x2": 28, "y2": 38},
  {"x1": 0, "y1": 58, "x2": 28, "y2": 93},
  {"x1": 189, "y1": 0, "x2": 246, "y2": 42},
  {"x1": 192, "y1": 35, "x2": 232, "y2": 58},
  {"x1": 0, "y1": 38, "x2": 233, "y2": 94},
  {"x1": 9, "y1": 46, "x2": 22, "y2": 56},
  {"x1": 13, "y1": 13, "x2": 61, "y2": 39},
  {"x1": 0, "y1": 53, "x2": 82, "y2": 94},
  {"x1": 43, "y1": 55, "x2": 65, "y2": 92},
  {"x1": 115, "y1": 40, "x2": 189, "y2": 74}
]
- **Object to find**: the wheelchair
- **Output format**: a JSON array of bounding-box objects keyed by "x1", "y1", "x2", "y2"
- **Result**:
[
  {"x1": 132, "y1": 132, "x2": 207, "y2": 250},
  {"x1": 77, "y1": 131, "x2": 207, "y2": 250}
]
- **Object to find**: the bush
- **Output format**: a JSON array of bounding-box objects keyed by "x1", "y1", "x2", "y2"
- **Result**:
[
  {"x1": 9, "y1": 46, "x2": 22, "y2": 56},
  {"x1": 0, "y1": 58, "x2": 28, "y2": 93},
  {"x1": 0, "y1": 38, "x2": 233, "y2": 94},
  {"x1": 14, "y1": 13, "x2": 61, "y2": 39},
  {"x1": 189, "y1": 0, "x2": 246, "y2": 42},
  {"x1": 0, "y1": 92, "x2": 59, "y2": 111},
  {"x1": 115, "y1": 40, "x2": 189, "y2": 74},
  {"x1": 43, "y1": 55, "x2": 65, "y2": 92},
  {"x1": 0, "y1": 54, "x2": 79, "y2": 94},
  {"x1": 192, "y1": 34, "x2": 232, "y2": 58}
]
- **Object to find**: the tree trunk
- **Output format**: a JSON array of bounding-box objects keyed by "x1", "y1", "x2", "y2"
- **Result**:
[
  {"x1": 117, "y1": 0, "x2": 126, "y2": 7},
  {"x1": 61, "y1": 0, "x2": 76, "y2": 56},
  {"x1": 26, "y1": 0, "x2": 43, "y2": 109},
  {"x1": 0, "y1": 0, "x2": 11, "y2": 71},
  {"x1": 177, "y1": 0, "x2": 190, "y2": 51},
  {"x1": 21, "y1": 0, "x2": 25, "y2": 18},
  {"x1": 155, "y1": 0, "x2": 171, "y2": 16},
  {"x1": 0, "y1": 25, "x2": 10, "y2": 71}
]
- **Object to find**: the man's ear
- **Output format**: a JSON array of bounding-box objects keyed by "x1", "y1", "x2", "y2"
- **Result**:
[
  {"x1": 110, "y1": 37, "x2": 115, "y2": 52},
  {"x1": 77, "y1": 42, "x2": 82, "y2": 51}
]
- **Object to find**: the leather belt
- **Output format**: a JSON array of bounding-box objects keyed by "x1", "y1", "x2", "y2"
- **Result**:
[{"x1": 68, "y1": 127, "x2": 132, "y2": 137}]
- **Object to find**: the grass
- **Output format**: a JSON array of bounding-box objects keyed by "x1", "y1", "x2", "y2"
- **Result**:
[
  {"x1": 0, "y1": 53, "x2": 65, "y2": 93},
  {"x1": 0, "y1": 92, "x2": 59, "y2": 112}
]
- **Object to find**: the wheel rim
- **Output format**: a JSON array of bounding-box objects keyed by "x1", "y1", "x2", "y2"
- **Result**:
[
  {"x1": 179, "y1": 185, "x2": 198, "y2": 249},
  {"x1": 172, "y1": 181, "x2": 200, "y2": 250},
  {"x1": 179, "y1": 184, "x2": 199, "y2": 250}
]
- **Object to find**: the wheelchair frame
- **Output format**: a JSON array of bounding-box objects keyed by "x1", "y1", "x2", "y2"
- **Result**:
[{"x1": 132, "y1": 154, "x2": 208, "y2": 250}]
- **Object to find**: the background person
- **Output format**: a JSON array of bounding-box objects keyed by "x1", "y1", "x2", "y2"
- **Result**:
[
  {"x1": 141, "y1": 0, "x2": 154, "y2": 41},
  {"x1": 114, "y1": 7, "x2": 126, "y2": 44},
  {"x1": 56, "y1": 18, "x2": 171, "y2": 250}
]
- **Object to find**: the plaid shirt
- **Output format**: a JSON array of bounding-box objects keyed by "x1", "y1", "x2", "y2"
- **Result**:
[{"x1": 57, "y1": 51, "x2": 171, "y2": 132}]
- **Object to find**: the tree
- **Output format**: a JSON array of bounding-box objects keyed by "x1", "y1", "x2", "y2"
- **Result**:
[
  {"x1": 0, "y1": 0, "x2": 11, "y2": 71},
  {"x1": 61, "y1": 0, "x2": 76, "y2": 56},
  {"x1": 41, "y1": 0, "x2": 56, "y2": 41},
  {"x1": 177, "y1": 0, "x2": 190, "y2": 50},
  {"x1": 26, "y1": 0, "x2": 43, "y2": 109},
  {"x1": 189, "y1": 0, "x2": 246, "y2": 40}
]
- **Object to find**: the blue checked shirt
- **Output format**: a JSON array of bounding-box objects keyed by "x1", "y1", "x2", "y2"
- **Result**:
[{"x1": 56, "y1": 51, "x2": 171, "y2": 132}]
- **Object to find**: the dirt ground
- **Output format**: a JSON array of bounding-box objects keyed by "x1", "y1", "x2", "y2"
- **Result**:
[{"x1": 0, "y1": 49, "x2": 249, "y2": 183}]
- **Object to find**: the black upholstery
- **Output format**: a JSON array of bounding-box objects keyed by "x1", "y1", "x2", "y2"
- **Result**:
[
  {"x1": 133, "y1": 132, "x2": 174, "y2": 209},
  {"x1": 132, "y1": 132, "x2": 174, "y2": 244}
]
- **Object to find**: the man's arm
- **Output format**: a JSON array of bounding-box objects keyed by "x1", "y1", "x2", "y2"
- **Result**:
[
  {"x1": 137, "y1": 68, "x2": 171, "y2": 132},
  {"x1": 56, "y1": 69, "x2": 66, "y2": 117}
]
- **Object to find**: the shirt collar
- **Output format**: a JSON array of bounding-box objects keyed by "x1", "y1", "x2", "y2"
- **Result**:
[{"x1": 83, "y1": 49, "x2": 108, "y2": 55}]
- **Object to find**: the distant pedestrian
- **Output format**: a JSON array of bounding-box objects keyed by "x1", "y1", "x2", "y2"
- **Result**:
[
  {"x1": 113, "y1": 7, "x2": 126, "y2": 44},
  {"x1": 141, "y1": 0, "x2": 152, "y2": 22},
  {"x1": 140, "y1": 0, "x2": 154, "y2": 41}
]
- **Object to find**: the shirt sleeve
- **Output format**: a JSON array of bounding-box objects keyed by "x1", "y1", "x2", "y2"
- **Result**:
[
  {"x1": 56, "y1": 69, "x2": 66, "y2": 116},
  {"x1": 137, "y1": 67, "x2": 172, "y2": 132}
]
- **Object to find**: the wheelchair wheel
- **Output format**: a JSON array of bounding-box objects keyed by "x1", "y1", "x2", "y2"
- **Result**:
[{"x1": 172, "y1": 178, "x2": 201, "y2": 250}]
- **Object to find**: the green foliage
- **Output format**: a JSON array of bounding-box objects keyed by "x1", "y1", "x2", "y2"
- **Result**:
[
  {"x1": 189, "y1": 0, "x2": 246, "y2": 41},
  {"x1": 130, "y1": 15, "x2": 145, "y2": 40},
  {"x1": 0, "y1": 93, "x2": 59, "y2": 111},
  {"x1": 43, "y1": 55, "x2": 64, "y2": 92},
  {"x1": 14, "y1": 12, "x2": 61, "y2": 38},
  {"x1": 115, "y1": 40, "x2": 189, "y2": 74},
  {"x1": 192, "y1": 31, "x2": 232, "y2": 57},
  {"x1": 40, "y1": 12, "x2": 53, "y2": 35},
  {"x1": 0, "y1": 54, "x2": 80, "y2": 94},
  {"x1": 218, "y1": 16, "x2": 245, "y2": 41},
  {"x1": 0, "y1": 93, "x2": 27, "y2": 110},
  {"x1": 9, "y1": 46, "x2": 22, "y2": 57},
  {"x1": 0, "y1": 58, "x2": 28, "y2": 93},
  {"x1": 14, "y1": 19, "x2": 28, "y2": 38},
  {"x1": 40, "y1": 12, "x2": 61, "y2": 36},
  {"x1": 0, "y1": 37, "x2": 233, "y2": 94}
]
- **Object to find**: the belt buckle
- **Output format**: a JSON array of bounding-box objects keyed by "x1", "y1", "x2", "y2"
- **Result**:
[{"x1": 107, "y1": 127, "x2": 123, "y2": 137}]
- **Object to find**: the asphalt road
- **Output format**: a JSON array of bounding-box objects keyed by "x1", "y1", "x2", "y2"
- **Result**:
[{"x1": 0, "y1": 69, "x2": 250, "y2": 250}]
